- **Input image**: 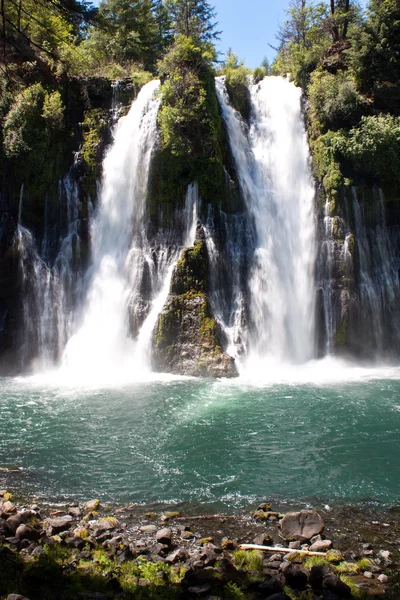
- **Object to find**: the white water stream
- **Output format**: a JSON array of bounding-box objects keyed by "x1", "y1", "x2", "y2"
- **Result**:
[
  {"x1": 215, "y1": 76, "x2": 316, "y2": 369},
  {"x1": 62, "y1": 81, "x2": 198, "y2": 379}
]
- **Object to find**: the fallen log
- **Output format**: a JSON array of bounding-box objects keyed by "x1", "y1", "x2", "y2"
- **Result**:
[{"x1": 239, "y1": 544, "x2": 327, "y2": 557}]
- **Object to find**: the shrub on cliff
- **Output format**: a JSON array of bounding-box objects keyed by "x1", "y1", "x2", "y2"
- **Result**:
[
  {"x1": 154, "y1": 35, "x2": 226, "y2": 206},
  {"x1": 220, "y1": 51, "x2": 251, "y2": 120},
  {"x1": 335, "y1": 114, "x2": 400, "y2": 185},
  {"x1": 308, "y1": 70, "x2": 368, "y2": 134}
]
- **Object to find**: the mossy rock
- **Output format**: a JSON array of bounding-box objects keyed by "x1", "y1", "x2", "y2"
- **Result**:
[{"x1": 152, "y1": 228, "x2": 238, "y2": 378}]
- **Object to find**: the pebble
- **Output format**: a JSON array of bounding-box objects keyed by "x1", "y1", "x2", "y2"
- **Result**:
[
  {"x1": 84, "y1": 499, "x2": 100, "y2": 511},
  {"x1": 378, "y1": 574, "x2": 389, "y2": 584},
  {"x1": 363, "y1": 571, "x2": 374, "y2": 579},
  {"x1": 140, "y1": 525, "x2": 157, "y2": 533}
]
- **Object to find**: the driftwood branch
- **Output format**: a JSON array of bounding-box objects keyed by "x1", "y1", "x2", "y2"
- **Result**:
[
  {"x1": 239, "y1": 544, "x2": 327, "y2": 557},
  {"x1": 176, "y1": 515, "x2": 244, "y2": 521}
]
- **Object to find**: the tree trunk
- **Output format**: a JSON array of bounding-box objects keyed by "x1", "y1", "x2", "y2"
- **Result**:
[
  {"x1": 342, "y1": 0, "x2": 350, "y2": 40},
  {"x1": 330, "y1": 0, "x2": 339, "y2": 42}
]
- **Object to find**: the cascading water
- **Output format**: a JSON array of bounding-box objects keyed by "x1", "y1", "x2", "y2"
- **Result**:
[
  {"x1": 316, "y1": 187, "x2": 400, "y2": 358},
  {"x1": 63, "y1": 80, "x2": 161, "y2": 374},
  {"x1": 16, "y1": 175, "x2": 84, "y2": 369},
  {"x1": 63, "y1": 81, "x2": 199, "y2": 377},
  {"x1": 215, "y1": 76, "x2": 316, "y2": 367}
]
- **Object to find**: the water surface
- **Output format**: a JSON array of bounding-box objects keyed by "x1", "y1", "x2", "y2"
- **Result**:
[{"x1": 1, "y1": 361, "x2": 399, "y2": 510}]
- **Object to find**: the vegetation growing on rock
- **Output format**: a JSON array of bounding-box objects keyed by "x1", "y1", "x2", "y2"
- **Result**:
[{"x1": 153, "y1": 226, "x2": 238, "y2": 378}]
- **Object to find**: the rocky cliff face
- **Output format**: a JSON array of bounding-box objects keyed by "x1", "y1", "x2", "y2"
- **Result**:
[
  {"x1": 152, "y1": 224, "x2": 238, "y2": 378},
  {"x1": 0, "y1": 78, "x2": 136, "y2": 373},
  {"x1": 315, "y1": 184, "x2": 400, "y2": 360}
]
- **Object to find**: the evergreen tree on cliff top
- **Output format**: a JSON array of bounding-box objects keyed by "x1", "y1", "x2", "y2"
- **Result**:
[{"x1": 165, "y1": 0, "x2": 220, "y2": 42}]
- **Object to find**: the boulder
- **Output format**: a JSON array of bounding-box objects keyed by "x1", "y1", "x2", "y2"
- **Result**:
[
  {"x1": 155, "y1": 528, "x2": 172, "y2": 545},
  {"x1": 165, "y1": 548, "x2": 189, "y2": 563},
  {"x1": 140, "y1": 525, "x2": 157, "y2": 533},
  {"x1": 323, "y1": 573, "x2": 351, "y2": 597},
  {"x1": 47, "y1": 515, "x2": 74, "y2": 533},
  {"x1": 309, "y1": 564, "x2": 331, "y2": 592},
  {"x1": 282, "y1": 563, "x2": 308, "y2": 591},
  {"x1": 309, "y1": 539, "x2": 332, "y2": 552},
  {"x1": 84, "y1": 499, "x2": 100, "y2": 511},
  {"x1": 258, "y1": 576, "x2": 284, "y2": 596},
  {"x1": 254, "y1": 533, "x2": 273, "y2": 546},
  {"x1": 218, "y1": 558, "x2": 240, "y2": 583},
  {"x1": 15, "y1": 524, "x2": 40, "y2": 541},
  {"x1": 280, "y1": 510, "x2": 324, "y2": 542}
]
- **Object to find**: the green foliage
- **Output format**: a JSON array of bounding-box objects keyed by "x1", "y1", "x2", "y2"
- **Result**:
[
  {"x1": 253, "y1": 66, "x2": 266, "y2": 84},
  {"x1": 154, "y1": 34, "x2": 226, "y2": 208},
  {"x1": 304, "y1": 555, "x2": 331, "y2": 569},
  {"x1": 308, "y1": 69, "x2": 368, "y2": 133},
  {"x1": 42, "y1": 91, "x2": 65, "y2": 130},
  {"x1": 158, "y1": 35, "x2": 216, "y2": 155},
  {"x1": 335, "y1": 115, "x2": 400, "y2": 185},
  {"x1": 3, "y1": 83, "x2": 46, "y2": 157},
  {"x1": 224, "y1": 582, "x2": 248, "y2": 600},
  {"x1": 171, "y1": 240, "x2": 207, "y2": 294},
  {"x1": 309, "y1": 131, "x2": 344, "y2": 195},
  {"x1": 233, "y1": 549, "x2": 264, "y2": 573},
  {"x1": 80, "y1": 108, "x2": 108, "y2": 171},
  {"x1": 165, "y1": 0, "x2": 220, "y2": 43},
  {"x1": 348, "y1": 0, "x2": 400, "y2": 112},
  {"x1": 220, "y1": 51, "x2": 251, "y2": 119},
  {"x1": 272, "y1": 0, "x2": 330, "y2": 87}
]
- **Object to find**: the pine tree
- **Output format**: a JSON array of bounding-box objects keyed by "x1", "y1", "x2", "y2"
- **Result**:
[{"x1": 165, "y1": 0, "x2": 220, "y2": 43}]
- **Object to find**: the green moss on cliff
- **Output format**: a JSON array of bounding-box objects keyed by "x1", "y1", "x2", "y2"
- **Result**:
[
  {"x1": 171, "y1": 240, "x2": 207, "y2": 295},
  {"x1": 148, "y1": 36, "x2": 228, "y2": 221}
]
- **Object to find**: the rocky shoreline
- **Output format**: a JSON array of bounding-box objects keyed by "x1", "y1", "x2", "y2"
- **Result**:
[{"x1": 0, "y1": 490, "x2": 399, "y2": 599}]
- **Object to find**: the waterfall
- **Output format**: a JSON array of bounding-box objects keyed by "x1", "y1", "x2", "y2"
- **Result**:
[
  {"x1": 316, "y1": 187, "x2": 400, "y2": 359},
  {"x1": 16, "y1": 174, "x2": 84, "y2": 369},
  {"x1": 215, "y1": 76, "x2": 316, "y2": 367},
  {"x1": 62, "y1": 81, "x2": 199, "y2": 378}
]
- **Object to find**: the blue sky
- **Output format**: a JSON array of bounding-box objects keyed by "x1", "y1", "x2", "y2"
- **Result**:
[{"x1": 91, "y1": 0, "x2": 369, "y2": 68}]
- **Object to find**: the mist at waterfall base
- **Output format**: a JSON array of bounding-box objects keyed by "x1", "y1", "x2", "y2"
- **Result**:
[{"x1": 1, "y1": 78, "x2": 400, "y2": 510}]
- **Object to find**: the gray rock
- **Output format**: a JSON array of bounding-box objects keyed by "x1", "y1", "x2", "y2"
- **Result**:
[
  {"x1": 66, "y1": 536, "x2": 86, "y2": 549},
  {"x1": 288, "y1": 541, "x2": 301, "y2": 550},
  {"x1": 310, "y1": 534, "x2": 322, "y2": 544},
  {"x1": 218, "y1": 558, "x2": 240, "y2": 583},
  {"x1": 187, "y1": 583, "x2": 211, "y2": 595},
  {"x1": 282, "y1": 563, "x2": 308, "y2": 591},
  {"x1": 68, "y1": 507, "x2": 82, "y2": 518},
  {"x1": 363, "y1": 571, "x2": 374, "y2": 579},
  {"x1": 0, "y1": 519, "x2": 12, "y2": 536},
  {"x1": 199, "y1": 544, "x2": 218, "y2": 566},
  {"x1": 280, "y1": 510, "x2": 324, "y2": 542},
  {"x1": 309, "y1": 539, "x2": 332, "y2": 552},
  {"x1": 269, "y1": 553, "x2": 283, "y2": 562},
  {"x1": 6, "y1": 512, "x2": 32, "y2": 533},
  {"x1": 140, "y1": 525, "x2": 157, "y2": 533},
  {"x1": 15, "y1": 524, "x2": 40, "y2": 541},
  {"x1": 165, "y1": 548, "x2": 189, "y2": 563},
  {"x1": 378, "y1": 574, "x2": 388, "y2": 584},
  {"x1": 155, "y1": 527, "x2": 172, "y2": 545},
  {"x1": 323, "y1": 573, "x2": 351, "y2": 597},
  {"x1": 258, "y1": 577, "x2": 284, "y2": 596},
  {"x1": 309, "y1": 564, "x2": 331, "y2": 592},
  {"x1": 253, "y1": 533, "x2": 273, "y2": 546},
  {"x1": 31, "y1": 546, "x2": 45, "y2": 558},
  {"x1": 47, "y1": 515, "x2": 74, "y2": 533},
  {"x1": 7, "y1": 595, "x2": 31, "y2": 600}
]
